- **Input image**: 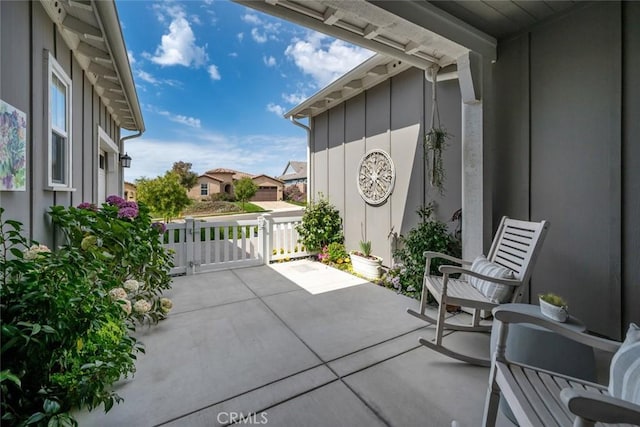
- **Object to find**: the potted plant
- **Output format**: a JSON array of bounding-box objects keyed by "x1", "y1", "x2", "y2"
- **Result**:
[
  {"x1": 350, "y1": 240, "x2": 382, "y2": 279},
  {"x1": 539, "y1": 293, "x2": 569, "y2": 322}
]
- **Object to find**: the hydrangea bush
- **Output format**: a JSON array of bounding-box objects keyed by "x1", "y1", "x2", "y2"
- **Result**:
[
  {"x1": 1, "y1": 208, "x2": 142, "y2": 426},
  {"x1": 49, "y1": 196, "x2": 174, "y2": 325}
]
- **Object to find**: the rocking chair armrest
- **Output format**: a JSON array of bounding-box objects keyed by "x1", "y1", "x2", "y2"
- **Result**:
[
  {"x1": 493, "y1": 305, "x2": 622, "y2": 353},
  {"x1": 423, "y1": 251, "x2": 470, "y2": 266},
  {"x1": 438, "y1": 265, "x2": 521, "y2": 287},
  {"x1": 560, "y1": 388, "x2": 640, "y2": 425}
]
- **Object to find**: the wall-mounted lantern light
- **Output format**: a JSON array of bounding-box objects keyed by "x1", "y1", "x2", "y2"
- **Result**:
[{"x1": 120, "y1": 153, "x2": 132, "y2": 168}]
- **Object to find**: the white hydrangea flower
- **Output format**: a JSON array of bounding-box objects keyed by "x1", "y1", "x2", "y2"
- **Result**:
[
  {"x1": 123, "y1": 279, "x2": 140, "y2": 292},
  {"x1": 133, "y1": 299, "x2": 151, "y2": 314},
  {"x1": 109, "y1": 288, "x2": 128, "y2": 301},
  {"x1": 119, "y1": 299, "x2": 132, "y2": 315},
  {"x1": 23, "y1": 244, "x2": 51, "y2": 260},
  {"x1": 160, "y1": 297, "x2": 173, "y2": 313}
]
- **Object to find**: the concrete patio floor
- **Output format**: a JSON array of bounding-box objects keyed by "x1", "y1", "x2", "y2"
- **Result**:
[{"x1": 75, "y1": 260, "x2": 515, "y2": 427}]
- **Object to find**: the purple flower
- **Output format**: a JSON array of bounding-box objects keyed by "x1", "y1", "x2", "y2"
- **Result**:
[
  {"x1": 106, "y1": 195, "x2": 126, "y2": 207},
  {"x1": 121, "y1": 201, "x2": 138, "y2": 210},
  {"x1": 152, "y1": 222, "x2": 167, "y2": 234},
  {"x1": 77, "y1": 202, "x2": 98, "y2": 211},
  {"x1": 117, "y1": 206, "x2": 139, "y2": 219}
]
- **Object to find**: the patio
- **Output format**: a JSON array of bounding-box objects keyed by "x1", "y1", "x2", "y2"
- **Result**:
[{"x1": 74, "y1": 260, "x2": 515, "y2": 427}]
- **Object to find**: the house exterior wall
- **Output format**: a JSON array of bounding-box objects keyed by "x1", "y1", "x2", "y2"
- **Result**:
[
  {"x1": 0, "y1": 1, "x2": 123, "y2": 247},
  {"x1": 492, "y1": 1, "x2": 639, "y2": 338},
  {"x1": 188, "y1": 176, "x2": 223, "y2": 200},
  {"x1": 251, "y1": 176, "x2": 284, "y2": 201},
  {"x1": 309, "y1": 67, "x2": 462, "y2": 266}
]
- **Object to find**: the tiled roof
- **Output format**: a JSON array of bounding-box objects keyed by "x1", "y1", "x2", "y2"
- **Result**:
[{"x1": 278, "y1": 161, "x2": 307, "y2": 181}]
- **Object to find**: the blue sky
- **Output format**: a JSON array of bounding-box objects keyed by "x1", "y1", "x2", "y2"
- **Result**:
[{"x1": 116, "y1": 0, "x2": 374, "y2": 182}]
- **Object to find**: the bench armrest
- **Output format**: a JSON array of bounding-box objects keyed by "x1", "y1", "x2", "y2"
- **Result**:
[
  {"x1": 560, "y1": 388, "x2": 640, "y2": 425},
  {"x1": 439, "y1": 265, "x2": 522, "y2": 287},
  {"x1": 493, "y1": 305, "x2": 621, "y2": 353}
]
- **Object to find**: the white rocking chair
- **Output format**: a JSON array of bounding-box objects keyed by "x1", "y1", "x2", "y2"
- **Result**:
[{"x1": 407, "y1": 216, "x2": 550, "y2": 366}]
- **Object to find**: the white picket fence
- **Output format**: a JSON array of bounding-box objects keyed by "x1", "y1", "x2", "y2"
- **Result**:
[{"x1": 161, "y1": 214, "x2": 309, "y2": 275}]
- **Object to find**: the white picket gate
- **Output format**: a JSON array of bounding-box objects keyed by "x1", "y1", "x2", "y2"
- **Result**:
[{"x1": 161, "y1": 214, "x2": 309, "y2": 275}]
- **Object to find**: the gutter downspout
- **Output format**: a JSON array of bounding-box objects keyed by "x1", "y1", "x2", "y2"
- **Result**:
[
  {"x1": 119, "y1": 130, "x2": 143, "y2": 194},
  {"x1": 288, "y1": 116, "x2": 311, "y2": 204}
]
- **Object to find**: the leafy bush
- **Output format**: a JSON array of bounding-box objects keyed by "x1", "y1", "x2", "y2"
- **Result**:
[
  {"x1": 1, "y1": 208, "x2": 142, "y2": 426},
  {"x1": 184, "y1": 200, "x2": 241, "y2": 215},
  {"x1": 284, "y1": 185, "x2": 305, "y2": 203},
  {"x1": 209, "y1": 192, "x2": 236, "y2": 202},
  {"x1": 49, "y1": 196, "x2": 174, "y2": 325},
  {"x1": 234, "y1": 177, "x2": 258, "y2": 211},
  {"x1": 392, "y1": 204, "x2": 461, "y2": 300},
  {"x1": 296, "y1": 196, "x2": 344, "y2": 252},
  {"x1": 136, "y1": 172, "x2": 191, "y2": 222}
]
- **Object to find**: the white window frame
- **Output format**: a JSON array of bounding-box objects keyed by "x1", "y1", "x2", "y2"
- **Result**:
[
  {"x1": 46, "y1": 52, "x2": 73, "y2": 189},
  {"x1": 200, "y1": 183, "x2": 208, "y2": 196}
]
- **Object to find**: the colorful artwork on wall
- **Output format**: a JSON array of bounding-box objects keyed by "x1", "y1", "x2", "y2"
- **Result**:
[{"x1": 0, "y1": 99, "x2": 27, "y2": 191}]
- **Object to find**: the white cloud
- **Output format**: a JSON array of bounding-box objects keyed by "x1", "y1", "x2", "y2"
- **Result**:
[
  {"x1": 285, "y1": 31, "x2": 374, "y2": 87},
  {"x1": 282, "y1": 92, "x2": 307, "y2": 105},
  {"x1": 154, "y1": 108, "x2": 202, "y2": 128},
  {"x1": 241, "y1": 13, "x2": 262, "y2": 25},
  {"x1": 149, "y1": 5, "x2": 207, "y2": 67},
  {"x1": 237, "y1": 32, "x2": 244, "y2": 42},
  {"x1": 266, "y1": 103, "x2": 286, "y2": 116},
  {"x1": 137, "y1": 70, "x2": 158, "y2": 85},
  {"x1": 251, "y1": 28, "x2": 267, "y2": 44},
  {"x1": 123, "y1": 133, "x2": 306, "y2": 182},
  {"x1": 208, "y1": 64, "x2": 221, "y2": 80},
  {"x1": 127, "y1": 50, "x2": 136, "y2": 64},
  {"x1": 263, "y1": 55, "x2": 276, "y2": 67},
  {"x1": 229, "y1": 52, "x2": 238, "y2": 58}
]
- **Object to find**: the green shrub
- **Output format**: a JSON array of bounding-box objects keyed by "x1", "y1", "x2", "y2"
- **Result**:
[
  {"x1": 49, "y1": 196, "x2": 174, "y2": 325},
  {"x1": 392, "y1": 204, "x2": 461, "y2": 300},
  {"x1": 296, "y1": 196, "x2": 344, "y2": 252},
  {"x1": 209, "y1": 193, "x2": 236, "y2": 202},
  {"x1": 1, "y1": 208, "x2": 142, "y2": 426}
]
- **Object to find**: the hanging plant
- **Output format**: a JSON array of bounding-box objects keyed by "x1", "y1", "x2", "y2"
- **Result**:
[{"x1": 424, "y1": 66, "x2": 451, "y2": 196}]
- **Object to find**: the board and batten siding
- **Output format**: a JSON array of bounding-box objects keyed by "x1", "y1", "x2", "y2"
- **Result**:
[
  {"x1": 0, "y1": 1, "x2": 122, "y2": 247},
  {"x1": 309, "y1": 67, "x2": 462, "y2": 266},
  {"x1": 493, "y1": 1, "x2": 639, "y2": 339}
]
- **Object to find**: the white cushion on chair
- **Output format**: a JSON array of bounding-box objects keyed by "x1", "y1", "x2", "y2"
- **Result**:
[
  {"x1": 468, "y1": 255, "x2": 515, "y2": 304},
  {"x1": 609, "y1": 323, "x2": 640, "y2": 404}
]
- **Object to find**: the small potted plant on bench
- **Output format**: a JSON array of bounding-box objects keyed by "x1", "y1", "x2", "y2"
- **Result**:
[
  {"x1": 350, "y1": 240, "x2": 382, "y2": 280},
  {"x1": 538, "y1": 292, "x2": 569, "y2": 322}
]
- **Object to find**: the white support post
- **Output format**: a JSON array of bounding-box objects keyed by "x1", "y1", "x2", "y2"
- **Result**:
[
  {"x1": 185, "y1": 216, "x2": 195, "y2": 275},
  {"x1": 260, "y1": 214, "x2": 273, "y2": 264}
]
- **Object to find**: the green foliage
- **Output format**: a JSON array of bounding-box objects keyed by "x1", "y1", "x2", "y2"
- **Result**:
[
  {"x1": 136, "y1": 172, "x2": 191, "y2": 222},
  {"x1": 0, "y1": 208, "x2": 142, "y2": 426},
  {"x1": 424, "y1": 127, "x2": 451, "y2": 195},
  {"x1": 296, "y1": 196, "x2": 344, "y2": 253},
  {"x1": 234, "y1": 177, "x2": 258, "y2": 211},
  {"x1": 359, "y1": 240, "x2": 372, "y2": 258},
  {"x1": 392, "y1": 204, "x2": 461, "y2": 300},
  {"x1": 49, "y1": 197, "x2": 174, "y2": 326},
  {"x1": 539, "y1": 293, "x2": 567, "y2": 308},
  {"x1": 209, "y1": 192, "x2": 236, "y2": 202},
  {"x1": 326, "y1": 243, "x2": 349, "y2": 263},
  {"x1": 171, "y1": 161, "x2": 198, "y2": 190},
  {"x1": 184, "y1": 200, "x2": 241, "y2": 215},
  {"x1": 233, "y1": 202, "x2": 264, "y2": 213}
]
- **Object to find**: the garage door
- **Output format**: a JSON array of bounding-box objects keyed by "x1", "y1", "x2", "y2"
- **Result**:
[{"x1": 252, "y1": 186, "x2": 278, "y2": 201}]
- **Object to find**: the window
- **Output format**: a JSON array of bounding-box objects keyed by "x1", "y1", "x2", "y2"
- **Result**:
[
  {"x1": 200, "y1": 183, "x2": 208, "y2": 196},
  {"x1": 47, "y1": 53, "x2": 72, "y2": 188}
]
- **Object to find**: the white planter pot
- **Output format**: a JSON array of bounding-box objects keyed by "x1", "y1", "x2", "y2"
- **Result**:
[
  {"x1": 539, "y1": 297, "x2": 568, "y2": 322},
  {"x1": 350, "y1": 252, "x2": 382, "y2": 280}
]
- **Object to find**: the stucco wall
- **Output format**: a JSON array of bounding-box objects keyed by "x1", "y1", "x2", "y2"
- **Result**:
[
  {"x1": 492, "y1": 1, "x2": 639, "y2": 338},
  {"x1": 252, "y1": 176, "x2": 284, "y2": 201},
  {"x1": 0, "y1": 1, "x2": 122, "y2": 247},
  {"x1": 309, "y1": 67, "x2": 462, "y2": 266},
  {"x1": 189, "y1": 177, "x2": 223, "y2": 200}
]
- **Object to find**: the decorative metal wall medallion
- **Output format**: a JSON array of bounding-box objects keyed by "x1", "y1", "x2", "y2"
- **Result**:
[{"x1": 357, "y1": 149, "x2": 395, "y2": 205}]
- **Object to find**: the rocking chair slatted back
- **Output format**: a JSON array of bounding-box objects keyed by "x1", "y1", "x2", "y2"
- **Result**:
[{"x1": 487, "y1": 217, "x2": 550, "y2": 302}]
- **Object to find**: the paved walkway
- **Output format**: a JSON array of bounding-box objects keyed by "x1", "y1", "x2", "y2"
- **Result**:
[{"x1": 75, "y1": 261, "x2": 512, "y2": 427}]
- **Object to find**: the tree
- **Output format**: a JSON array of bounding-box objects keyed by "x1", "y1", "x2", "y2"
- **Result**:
[
  {"x1": 234, "y1": 177, "x2": 258, "y2": 211},
  {"x1": 171, "y1": 161, "x2": 198, "y2": 190},
  {"x1": 136, "y1": 172, "x2": 191, "y2": 222}
]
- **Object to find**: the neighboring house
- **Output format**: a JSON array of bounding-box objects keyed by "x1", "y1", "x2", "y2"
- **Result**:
[
  {"x1": 242, "y1": 0, "x2": 640, "y2": 340},
  {"x1": 278, "y1": 161, "x2": 307, "y2": 185},
  {"x1": 0, "y1": 0, "x2": 144, "y2": 247},
  {"x1": 188, "y1": 168, "x2": 283, "y2": 201},
  {"x1": 124, "y1": 182, "x2": 137, "y2": 202}
]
